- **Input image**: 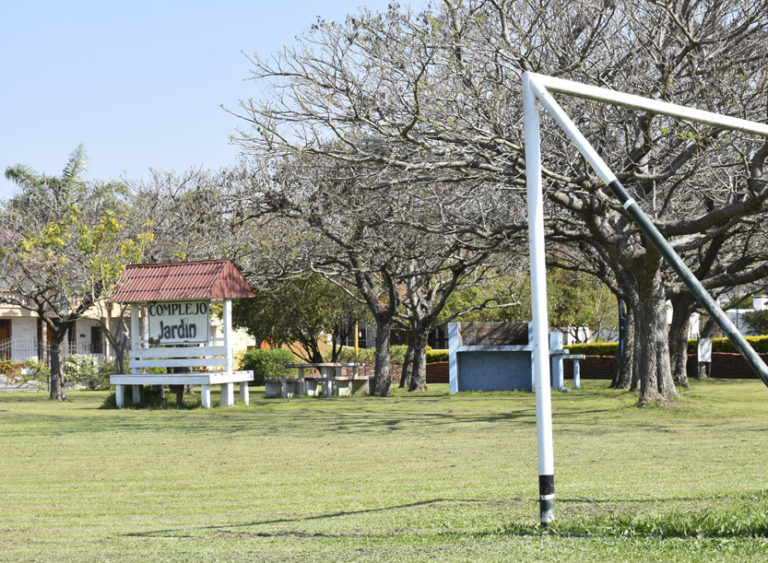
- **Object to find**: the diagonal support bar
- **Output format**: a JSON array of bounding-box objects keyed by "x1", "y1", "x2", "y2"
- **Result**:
[{"x1": 525, "y1": 72, "x2": 768, "y2": 387}]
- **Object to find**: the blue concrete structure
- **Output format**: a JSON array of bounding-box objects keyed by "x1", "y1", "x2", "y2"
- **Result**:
[
  {"x1": 449, "y1": 322, "x2": 535, "y2": 393},
  {"x1": 449, "y1": 322, "x2": 584, "y2": 393}
]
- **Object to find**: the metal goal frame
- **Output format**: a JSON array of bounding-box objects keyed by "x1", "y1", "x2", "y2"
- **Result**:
[{"x1": 523, "y1": 72, "x2": 768, "y2": 526}]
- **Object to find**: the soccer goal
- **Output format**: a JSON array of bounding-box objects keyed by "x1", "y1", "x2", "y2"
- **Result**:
[{"x1": 522, "y1": 72, "x2": 768, "y2": 526}]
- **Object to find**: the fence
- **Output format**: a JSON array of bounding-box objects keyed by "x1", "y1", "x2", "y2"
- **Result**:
[{"x1": 0, "y1": 337, "x2": 107, "y2": 364}]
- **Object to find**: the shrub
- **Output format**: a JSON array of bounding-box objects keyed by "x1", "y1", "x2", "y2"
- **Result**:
[
  {"x1": 390, "y1": 345, "x2": 408, "y2": 365},
  {"x1": 426, "y1": 350, "x2": 449, "y2": 363},
  {"x1": 234, "y1": 349, "x2": 247, "y2": 371},
  {"x1": 62, "y1": 354, "x2": 112, "y2": 389},
  {"x1": 336, "y1": 347, "x2": 376, "y2": 364},
  {"x1": 0, "y1": 360, "x2": 49, "y2": 386},
  {"x1": 240, "y1": 348, "x2": 296, "y2": 385}
]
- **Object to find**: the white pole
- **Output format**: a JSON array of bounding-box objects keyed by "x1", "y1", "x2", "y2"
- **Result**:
[
  {"x1": 223, "y1": 299, "x2": 234, "y2": 375},
  {"x1": 222, "y1": 299, "x2": 236, "y2": 407},
  {"x1": 130, "y1": 305, "x2": 140, "y2": 374},
  {"x1": 523, "y1": 72, "x2": 556, "y2": 526}
]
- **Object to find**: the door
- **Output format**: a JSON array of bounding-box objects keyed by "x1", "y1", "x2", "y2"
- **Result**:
[
  {"x1": 91, "y1": 326, "x2": 103, "y2": 354},
  {"x1": 0, "y1": 320, "x2": 11, "y2": 360}
]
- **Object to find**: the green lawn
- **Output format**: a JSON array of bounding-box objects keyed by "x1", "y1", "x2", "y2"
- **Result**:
[{"x1": 1, "y1": 380, "x2": 767, "y2": 561}]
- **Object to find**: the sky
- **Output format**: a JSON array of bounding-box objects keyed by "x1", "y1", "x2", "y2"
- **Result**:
[{"x1": 0, "y1": 1, "x2": 418, "y2": 200}]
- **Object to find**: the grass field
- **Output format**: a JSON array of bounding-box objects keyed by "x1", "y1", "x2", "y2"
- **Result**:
[{"x1": 1, "y1": 379, "x2": 768, "y2": 561}]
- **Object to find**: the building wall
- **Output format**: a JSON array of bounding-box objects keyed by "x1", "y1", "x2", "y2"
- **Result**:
[
  {"x1": 72, "y1": 318, "x2": 101, "y2": 355},
  {"x1": 0, "y1": 311, "x2": 107, "y2": 363},
  {"x1": 12, "y1": 318, "x2": 38, "y2": 362}
]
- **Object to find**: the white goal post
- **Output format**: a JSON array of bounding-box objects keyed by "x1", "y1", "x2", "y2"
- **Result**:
[{"x1": 522, "y1": 72, "x2": 768, "y2": 527}]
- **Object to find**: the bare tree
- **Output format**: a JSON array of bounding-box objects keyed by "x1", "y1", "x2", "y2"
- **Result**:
[{"x1": 233, "y1": 0, "x2": 768, "y2": 404}]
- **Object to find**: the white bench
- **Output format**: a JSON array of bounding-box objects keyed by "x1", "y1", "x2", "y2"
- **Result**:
[{"x1": 110, "y1": 345, "x2": 253, "y2": 408}]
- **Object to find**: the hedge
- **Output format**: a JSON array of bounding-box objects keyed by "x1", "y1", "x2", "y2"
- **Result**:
[
  {"x1": 336, "y1": 346, "x2": 449, "y2": 364},
  {"x1": 565, "y1": 342, "x2": 618, "y2": 356},
  {"x1": 426, "y1": 350, "x2": 449, "y2": 363},
  {"x1": 566, "y1": 335, "x2": 768, "y2": 357},
  {"x1": 689, "y1": 335, "x2": 768, "y2": 354}
]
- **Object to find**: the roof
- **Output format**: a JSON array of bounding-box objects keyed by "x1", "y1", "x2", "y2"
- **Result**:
[{"x1": 111, "y1": 260, "x2": 255, "y2": 303}]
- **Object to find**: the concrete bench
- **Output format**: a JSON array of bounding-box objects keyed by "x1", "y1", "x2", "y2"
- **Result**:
[
  {"x1": 264, "y1": 376, "x2": 369, "y2": 398},
  {"x1": 304, "y1": 375, "x2": 369, "y2": 397},
  {"x1": 263, "y1": 377, "x2": 304, "y2": 398},
  {"x1": 265, "y1": 363, "x2": 368, "y2": 398},
  {"x1": 333, "y1": 376, "x2": 369, "y2": 396},
  {"x1": 111, "y1": 345, "x2": 253, "y2": 408},
  {"x1": 302, "y1": 376, "x2": 325, "y2": 397},
  {"x1": 550, "y1": 350, "x2": 586, "y2": 390},
  {"x1": 285, "y1": 363, "x2": 366, "y2": 398}
]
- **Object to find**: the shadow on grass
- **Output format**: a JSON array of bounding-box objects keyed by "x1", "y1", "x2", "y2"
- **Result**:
[
  {"x1": 123, "y1": 498, "x2": 458, "y2": 539},
  {"x1": 124, "y1": 495, "x2": 768, "y2": 542}
]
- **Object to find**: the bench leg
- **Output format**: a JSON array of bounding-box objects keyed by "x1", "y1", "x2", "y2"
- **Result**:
[
  {"x1": 265, "y1": 381, "x2": 282, "y2": 398},
  {"x1": 115, "y1": 384, "x2": 125, "y2": 408},
  {"x1": 221, "y1": 383, "x2": 234, "y2": 407},
  {"x1": 201, "y1": 384, "x2": 211, "y2": 408},
  {"x1": 132, "y1": 384, "x2": 142, "y2": 405},
  {"x1": 336, "y1": 381, "x2": 352, "y2": 397},
  {"x1": 240, "y1": 382, "x2": 249, "y2": 405},
  {"x1": 574, "y1": 360, "x2": 581, "y2": 389},
  {"x1": 552, "y1": 358, "x2": 564, "y2": 390}
]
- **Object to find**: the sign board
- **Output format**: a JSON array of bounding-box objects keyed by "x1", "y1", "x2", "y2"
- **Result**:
[
  {"x1": 458, "y1": 322, "x2": 531, "y2": 346},
  {"x1": 147, "y1": 301, "x2": 210, "y2": 344},
  {"x1": 698, "y1": 337, "x2": 712, "y2": 363}
]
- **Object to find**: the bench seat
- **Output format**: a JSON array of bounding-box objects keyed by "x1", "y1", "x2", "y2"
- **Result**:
[
  {"x1": 111, "y1": 371, "x2": 253, "y2": 386},
  {"x1": 111, "y1": 370, "x2": 253, "y2": 408},
  {"x1": 265, "y1": 375, "x2": 369, "y2": 398}
]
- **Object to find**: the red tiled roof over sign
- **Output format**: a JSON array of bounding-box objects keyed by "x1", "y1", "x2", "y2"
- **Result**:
[{"x1": 111, "y1": 259, "x2": 255, "y2": 303}]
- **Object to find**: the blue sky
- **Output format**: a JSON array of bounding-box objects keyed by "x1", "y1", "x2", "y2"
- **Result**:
[{"x1": 0, "y1": 1, "x2": 418, "y2": 199}]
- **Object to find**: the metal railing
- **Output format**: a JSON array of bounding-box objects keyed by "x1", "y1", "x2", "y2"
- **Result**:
[{"x1": 0, "y1": 337, "x2": 106, "y2": 363}]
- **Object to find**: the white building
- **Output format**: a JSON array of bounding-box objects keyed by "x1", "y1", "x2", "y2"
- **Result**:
[{"x1": 0, "y1": 301, "x2": 116, "y2": 363}]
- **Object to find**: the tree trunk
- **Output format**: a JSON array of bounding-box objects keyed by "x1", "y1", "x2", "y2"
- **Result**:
[
  {"x1": 634, "y1": 271, "x2": 678, "y2": 405},
  {"x1": 102, "y1": 322, "x2": 126, "y2": 374},
  {"x1": 399, "y1": 330, "x2": 415, "y2": 388},
  {"x1": 408, "y1": 329, "x2": 429, "y2": 392},
  {"x1": 48, "y1": 332, "x2": 67, "y2": 401},
  {"x1": 611, "y1": 299, "x2": 635, "y2": 389},
  {"x1": 371, "y1": 316, "x2": 392, "y2": 397},
  {"x1": 667, "y1": 294, "x2": 694, "y2": 388}
]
